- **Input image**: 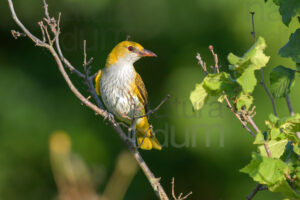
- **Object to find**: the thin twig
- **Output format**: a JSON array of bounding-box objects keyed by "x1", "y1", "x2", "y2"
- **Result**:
[
  {"x1": 250, "y1": 12, "x2": 278, "y2": 117},
  {"x1": 250, "y1": 12, "x2": 256, "y2": 43},
  {"x1": 196, "y1": 53, "x2": 208, "y2": 75},
  {"x1": 171, "y1": 178, "x2": 192, "y2": 200},
  {"x1": 11, "y1": 30, "x2": 26, "y2": 39},
  {"x1": 285, "y1": 94, "x2": 295, "y2": 116},
  {"x1": 82, "y1": 40, "x2": 104, "y2": 109},
  {"x1": 246, "y1": 11, "x2": 274, "y2": 200},
  {"x1": 246, "y1": 184, "x2": 260, "y2": 200},
  {"x1": 260, "y1": 77, "x2": 278, "y2": 116},
  {"x1": 134, "y1": 94, "x2": 171, "y2": 119},
  {"x1": 137, "y1": 125, "x2": 152, "y2": 149},
  {"x1": 247, "y1": 116, "x2": 272, "y2": 158}
]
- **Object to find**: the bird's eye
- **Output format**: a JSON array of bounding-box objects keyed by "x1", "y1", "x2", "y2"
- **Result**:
[{"x1": 128, "y1": 46, "x2": 134, "y2": 51}]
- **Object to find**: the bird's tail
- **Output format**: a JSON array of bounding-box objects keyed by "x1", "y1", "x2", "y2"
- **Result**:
[{"x1": 136, "y1": 117, "x2": 162, "y2": 150}]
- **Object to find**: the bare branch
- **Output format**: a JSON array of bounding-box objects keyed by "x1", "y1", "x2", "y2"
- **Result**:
[
  {"x1": 196, "y1": 53, "x2": 208, "y2": 75},
  {"x1": 134, "y1": 94, "x2": 171, "y2": 119},
  {"x1": 246, "y1": 184, "x2": 267, "y2": 200},
  {"x1": 171, "y1": 178, "x2": 192, "y2": 200},
  {"x1": 285, "y1": 94, "x2": 295, "y2": 116},
  {"x1": 247, "y1": 115, "x2": 272, "y2": 158},
  {"x1": 82, "y1": 40, "x2": 104, "y2": 109},
  {"x1": 11, "y1": 30, "x2": 26, "y2": 39},
  {"x1": 250, "y1": 12, "x2": 256, "y2": 42},
  {"x1": 260, "y1": 72, "x2": 278, "y2": 117},
  {"x1": 8, "y1": 0, "x2": 49, "y2": 47}
]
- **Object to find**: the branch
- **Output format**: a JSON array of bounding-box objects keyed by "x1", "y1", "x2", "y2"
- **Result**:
[
  {"x1": 246, "y1": 184, "x2": 267, "y2": 200},
  {"x1": 196, "y1": 53, "x2": 208, "y2": 75},
  {"x1": 7, "y1": 1, "x2": 170, "y2": 199},
  {"x1": 285, "y1": 94, "x2": 295, "y2": 116},
  {"x1": 134, "y1": 94, "x2": 171, "y2": 119},
  {"x1": 171, "y1": 178, "x2": 192, "y2": 200},
  {"x1": 245, "y1": 11, "x2": 275, "y2": 199},
  {"x1": 249, "y1": 12, "x2": 278, "y2": 117},
  {"x1": 247, "y1": 115, "x2": 272, "y2": 158},
  {"x1": 205, "y1": 45, "x2": 256, "y2": 138}
]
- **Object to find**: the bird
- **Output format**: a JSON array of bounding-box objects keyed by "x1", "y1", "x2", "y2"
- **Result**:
[{"x1": 94, "y1": 41, "x2": 162, "y2": 150}]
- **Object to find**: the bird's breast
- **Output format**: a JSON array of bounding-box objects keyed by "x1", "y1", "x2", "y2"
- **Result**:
[{"x1": 100, "y1": 66, "x2": 142, "y2": 122}]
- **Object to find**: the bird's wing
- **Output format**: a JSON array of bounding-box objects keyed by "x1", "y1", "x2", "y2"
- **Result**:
[
  {"x1": 95, "y1": 69, "x2": 102, "y2": 96},
  {"x1": 135, "y1": 72, "x2": 150, "y2": 113}
]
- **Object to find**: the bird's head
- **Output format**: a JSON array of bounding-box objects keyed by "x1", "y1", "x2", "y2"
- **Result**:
[{"x1": 105, "y1": 41, "x2": 156, "y2": 67}]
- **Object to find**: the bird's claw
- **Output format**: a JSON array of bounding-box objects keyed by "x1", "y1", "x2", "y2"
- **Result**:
[{"x1": 104, "y1": 112, "x2": 115, "y2": 124}]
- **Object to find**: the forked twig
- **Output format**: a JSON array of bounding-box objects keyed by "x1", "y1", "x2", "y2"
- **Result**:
[
  {"x1": 171, "y1": 178, "x2": 192, "y2": 200},
  {"x1": 134, "y1": 94, "x2": 171, "y2": 119}
]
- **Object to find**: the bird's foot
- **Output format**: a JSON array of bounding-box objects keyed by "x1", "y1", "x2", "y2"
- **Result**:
[{"x1": 104, "y1": 112, "x2": 116, "y2": 125}]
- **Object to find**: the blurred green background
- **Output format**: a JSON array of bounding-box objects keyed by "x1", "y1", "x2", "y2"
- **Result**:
[{"x1": 1, "y1": 0, "x2": 300, "y2": 199}]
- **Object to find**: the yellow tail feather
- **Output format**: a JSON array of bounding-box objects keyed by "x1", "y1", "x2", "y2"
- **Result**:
[
  {"x1": 135, "y1": 115, "x2": 162, "y2": 150},
  {"x1": 137, "y1": 135, "x2": 162, "y2": 150}
]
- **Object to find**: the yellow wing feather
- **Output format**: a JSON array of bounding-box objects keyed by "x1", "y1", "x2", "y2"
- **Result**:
[
  {"x1": 95, "y1": 70, "x2": 102, "y2": 96},
  {"x1": 134, "y1": 72, "x2": 148, "y2": 106}
]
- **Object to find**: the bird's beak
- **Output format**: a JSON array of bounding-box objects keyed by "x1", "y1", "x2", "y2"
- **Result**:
[{"x1": 139, "y1": 49, "x2": 157, "y2": 57}]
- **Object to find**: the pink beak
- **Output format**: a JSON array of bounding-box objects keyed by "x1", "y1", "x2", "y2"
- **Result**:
[{"x1": 140, "y1": 49, "x2": 157, "y2": 57}]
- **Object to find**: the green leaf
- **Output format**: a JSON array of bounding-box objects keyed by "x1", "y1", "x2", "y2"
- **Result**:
[
  {"x1": 296, "y1": 63, "x2": 300, "y2": 71},
  {"x1": 279, "y1": 0, "x2": 300, "y2": 26},
  {"x1": 269, "y1": 180, "x2": 300, "y2": 199},
  {"x1": 236, "y1": 68, "x2": 257, "y2": 93},
  {"x1": 269, "y1": 114, "x2": 280, "y2": 125},
  {"x1": 273, "y1": 0, "x2": 282, "y2": 6},
  {"x1": 264, "y1": 0, "x2": 282, "y2": 5},
  {"x1": 270, "y1": 127, "x2": 283, "y2": 140},
  {"x1": 279, "y1": 29, "x2": 300, "y2": 63},
  {"x1": 217, "y1": 94, "x2": 225, "y2": 103},
  {"x1": 228, "y1": 37, "x2": 270, "y2": 73},
  {"x1": 203, "y1": 72, "x2": 233, "y2": 95},
  {"x1": 190, "y1": 83, "x2": 208, "y2": 110},
  {"x1": 293, "y1": 142, "x2": 300, "y2": 155},
  {"x1": 236, "y1": 93, "x2": 253, "y2": 111},
  {"x1": 279, "y1": 114, "x2": 300, "y2": 135},
  {"x1": 240, "y1": 153, "x2": 289, "y2": 185},
  {"x1": 270, "y1": 65, "x2": 296, "y2": 98},
  {"x1": 254, "y1": 131, "x2": 265, "y2": 145},
  {"x1": 258, "y1": 139, "x2": 288, "y2": 158},
  {"x1": 228, "y1": 37, "x2": 270, "y2": 93}
]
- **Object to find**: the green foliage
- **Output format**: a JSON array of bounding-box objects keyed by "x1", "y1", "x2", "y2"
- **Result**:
[
  {"x1": 268, "y1": 0, "x2": 300, "y2": 26},
  {"x1": 228, "y1": 37, "x2": 270, "y2": 94},
  {"x1": 278, "y1": 114, "x2": 300, "y2": 140},
  {"x1": 236, "y1": 93, "x2": 253, "y2": 111},
  {"x1": 269, "y1": 180, "x2": 300, "y2": 199},
  {"x1": 190, "y1": 72, "x2": 235, "y2": 110},
  {"x1": 240, "y1": 153, "x2": 289, "y2": 185},
  {"x1": 190, "y1": 1, "x2": 300, "y2": 198},
  {"x1": 202, "y1": 72, "x2": 233, "y2": 94},
  {"x1": 190, "y1": 83, "x2": 208, "y2": 110},
  {"x1": 258, "y1": 139, "x2": 288, "y2": 158},
  {"x1": 190, "y1": 32, "x2": 300, "y2": 199},
  {"x1": 279, "y1": 0, "x2": 300, "y2": 26},
  {"x1": 228, "y1": 37, "x2": 269, "y2": 73},
  {"x1": 254, "y1": 131, "x2": 266, "y2": 144},
  {"x1": 190, "y1": 37, "x2": 270, "y2": 112},
  {"x1": 279, "y1": 29, "x2": 300, "y2": 63},
  {"x1": 270, "y1": 65, "x2": 296, "y2": 98}
]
